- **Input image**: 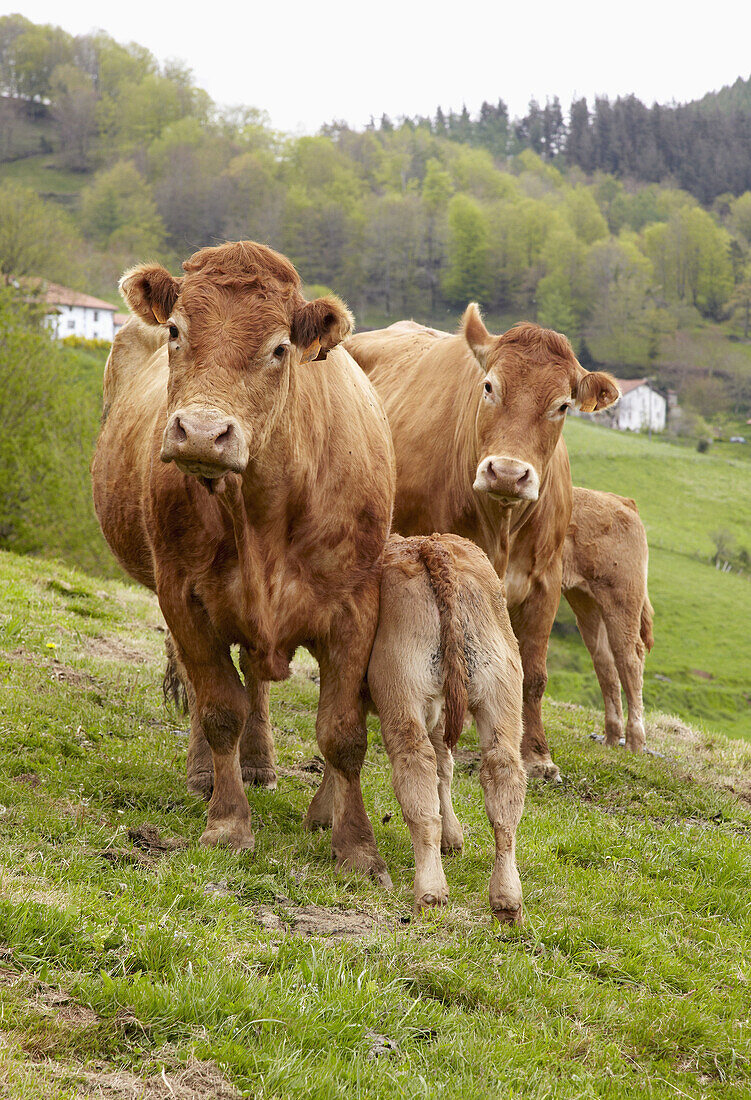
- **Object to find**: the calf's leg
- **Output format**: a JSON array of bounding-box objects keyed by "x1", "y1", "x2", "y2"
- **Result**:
[
  {"x1": 379, "y1": 706, "x2": 448, "y2": 909},
  {"x1": 605, "y1": 613, "x2": 647, "y2": 754},
  {"x1": 472, "y1": 687, "x2": 526, "y2": 924},
  {"x1": 565, "y1": 590, "x2": 624, "y2": 747},
  {"x1": 426, "y1": 717, "x2": 464, "y2": 853}
]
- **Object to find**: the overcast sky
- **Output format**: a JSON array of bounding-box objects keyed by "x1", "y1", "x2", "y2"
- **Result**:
[{"x1": 16, "y1": 0, "x2": 751, "y2": 133}]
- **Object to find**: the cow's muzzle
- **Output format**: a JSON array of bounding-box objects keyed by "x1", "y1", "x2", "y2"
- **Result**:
[
  {"x1": 473, "y1": 455, "x2": 540, "y2": 503},
  {"x1": 161, "y1": 408, "x2": 249, "y2": 478}
]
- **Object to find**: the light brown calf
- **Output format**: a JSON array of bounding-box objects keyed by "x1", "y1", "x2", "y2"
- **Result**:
[
  {"x1": 368, "y1": 533, "x2": 526, "y2": 922},
  {"x1": 562, "y1": 487, "x2": 654, "y2": 752}
]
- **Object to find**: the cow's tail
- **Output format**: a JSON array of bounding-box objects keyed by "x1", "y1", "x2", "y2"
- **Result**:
[
  {"x1": 640, "y1": 597, "x2": 655, "y2": 653},
  {"x1": 163, "y1": 631, "x2": 190, "y2": 714},
  {"x1": 416, "y1": 536, "x2": 469, "y2": 751}
]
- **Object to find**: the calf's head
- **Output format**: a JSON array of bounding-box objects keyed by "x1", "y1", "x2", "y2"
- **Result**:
[
  {"x1": 119, "y1": 241, "x2": 353, "y2": 482},
  {"x1": 463, "y1": 304, "x2": 619, "y2": 504}
]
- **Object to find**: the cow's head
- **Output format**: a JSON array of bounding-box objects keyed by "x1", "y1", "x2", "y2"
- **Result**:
[
  {"x1": 119, "y1": 242, "x2": 353, "y2": 483},
  {"x1": 463, "y1": 304, "x2": 619, "y2": 504}
]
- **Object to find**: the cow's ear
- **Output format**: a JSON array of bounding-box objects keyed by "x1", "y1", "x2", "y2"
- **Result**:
[
  {"x1": 291, "y1": 295, "x2": 354, "y2": 361},
  {"x1": 119, "y1": 264, "x2": 182, "y2": 326},
  {"x1": 462, "y1": 302, "x2": 493, "y2": 372},
  {"x1": 574, "y1": 370, "x2": 620, "y2": 412}
]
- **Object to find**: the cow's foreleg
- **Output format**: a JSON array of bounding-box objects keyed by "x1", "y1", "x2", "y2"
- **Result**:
[
  {"x1": 511, "y1": 576, "x2": 561, "y2": 782},
  {"x1": 306, "y1": 600, "x2": 391, "y2": 887},
  {"x1": 160, "y1": 586, "x2": 254, "y2": 850},
  {"x1": 238, "y1": 652, "x2": 277, "y2": 788}
]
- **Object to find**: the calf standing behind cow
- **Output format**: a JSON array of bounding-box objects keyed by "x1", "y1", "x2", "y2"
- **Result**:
[
  {"x1": 92, "y1": 241, "x2": 396, "y2": 883},
  {"x1": 562, "y1": 487, "x2": 654, "y2": 752},
  {"x1": 368, "y1": 533, "x2": 526, "y2": 922},
  {"x1": 347, "y1": 310, "x2": 619, "y2": 782}
]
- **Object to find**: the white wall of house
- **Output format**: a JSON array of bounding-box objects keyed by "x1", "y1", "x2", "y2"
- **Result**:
[
  {"x1": 45, "y1": 304, "x2": 115, "y2": 341},
  {"x1": 613, "y1": 385, "x2": 666, "y2": 432}
]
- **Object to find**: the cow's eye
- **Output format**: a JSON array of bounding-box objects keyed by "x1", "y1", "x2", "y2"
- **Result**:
[
  {"x1": 559, "y1": 403, "x2": 569, "y2": 414},
  {"x1": 273, "y1": 345, "x2": 286, "y2": 360},
  {"x1": 168, "y1": 324, "x2": 179, "y2": 341},
  {"x1": 484, "y1": 381, "x2": 493, "y2": 396}
]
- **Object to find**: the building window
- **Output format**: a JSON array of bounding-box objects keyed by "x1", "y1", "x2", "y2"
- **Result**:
[
  {"x1": 93, "y1": 311, "x2": 98, "y2": 321},
  {"x1": 68, "y1": 320, "x2": 75, "y2": 330}
]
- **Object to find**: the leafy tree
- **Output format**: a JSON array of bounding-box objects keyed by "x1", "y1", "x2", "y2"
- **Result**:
[
  {"x1": 79, "y1": 161, "x2": 165, "y2": 255},
  {"x1": 442, "y1": 194, "x2": 490, "y2": 305},
  {"x1": 0, "y1": 182, "x2": 78, "y2": 284},
  {"x1": 50, "y1": 63, "x2": 98, "y2": 170}
]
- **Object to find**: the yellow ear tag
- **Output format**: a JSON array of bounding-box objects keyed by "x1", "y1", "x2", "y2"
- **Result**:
[
  {"x1": 299, "y1": 339, "x2": 321, "y2": 364},
  {"x1": 579, "y1": 400, "x2": 597, "y2": 413}
]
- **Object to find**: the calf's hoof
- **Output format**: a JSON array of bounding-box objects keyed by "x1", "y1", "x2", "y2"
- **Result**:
[
  {"x1": 200, "y1": 816, "x2": 255, "y2": 851},
  {"x1": 492, "y1": 905, "x2": 523, "y2": 926},
  {"x1": 440, "y1": 824, "x2": 464, "y2": 854},
  {"x1": 415, "y1": 888, "x2": 449, "y2": 912},
  {"x1": 187, "y1": 770, "x2": 214, "y2": 800},
  {"x1": 241, "y1": 764, "x2": 278, "y2": 790},
  {"x1": 303, "y1": 804, "x2": 333, "y2": 831},
  {"x1": 523, "y1": 756, "x2": 561, "y2": 783}
]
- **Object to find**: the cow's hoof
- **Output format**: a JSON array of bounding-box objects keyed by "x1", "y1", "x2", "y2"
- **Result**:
[
  {"x1": 492, "y1": 905, "x2": 523, "y2": 926},
  {"x1": 241, "y1": 764, "x2": 278, "y2": 789},
  {"x1": 334, "y1": 848, "x2": 392, "y2": 889},
  {"x1": 415, "y1": 889, "x2": 449, "y2": 911},
  {"x1": 524, "y1": 757, "x2": 561, "y2": 783},
  {"x1": 187, "y1": 771, "x2": 214, "y2": 800},
  {"x1": 303, "y1": 805, "x2": 333, "y2": 831},
  {"x1": 200, "y1": 818, "x2": 255, "y2": 851}
]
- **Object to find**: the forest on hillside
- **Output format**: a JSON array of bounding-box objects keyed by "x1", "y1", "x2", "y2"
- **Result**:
[{"x1": 2, "y1": 14, "x2": 751, "y2": 422}]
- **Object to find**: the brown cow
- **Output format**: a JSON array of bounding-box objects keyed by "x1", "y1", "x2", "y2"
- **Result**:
[
  {"x1": 346, "y1": 310, "x2": 619, "y2": 781},
  {"x1": 562, "y1": 487, "x2": 654, "y2": 752},
  {"x1": 92, "y1": 241, "x2": 396, "y2": 882},
  {"x1": 368, "y1": 533, "x2": 526, "y2": 921}
]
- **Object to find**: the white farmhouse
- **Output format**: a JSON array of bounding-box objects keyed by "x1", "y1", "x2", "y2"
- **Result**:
[
  {"x1": 42, "y1": 283, "x2": 116, "y2": 341},
  {"x1": 610, "y1": 378, "x2": 667, "y2": 433}
]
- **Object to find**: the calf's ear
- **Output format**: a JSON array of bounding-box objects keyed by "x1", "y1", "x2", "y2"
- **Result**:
[
  {"x1": 291, "y1": 295, "x2": 354, "y2": 362},
  {"x1": 462, "y1": 302, "x2": 494, "y2": 371},
  {"x1": 119, "y1": 264, "x2": 182, "y2": 325},
  {"x1": 574, "y1": 370, "x2": 620, "y2": 412}
]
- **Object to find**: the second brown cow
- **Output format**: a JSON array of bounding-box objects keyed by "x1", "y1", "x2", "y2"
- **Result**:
[{"x1": 347, "y1": 310, "x2": 619, "y2": 780}]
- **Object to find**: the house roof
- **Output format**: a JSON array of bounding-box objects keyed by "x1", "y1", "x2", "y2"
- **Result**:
[
  {"x1": 27, "y1": 280, "x2": 116, "y2": 312},
  {"x1": 614, "y1": 377, "x2": 650, "y2": 397},
  {"x1": 113, "y1": 312, "x2": 129, "y2": 326}
]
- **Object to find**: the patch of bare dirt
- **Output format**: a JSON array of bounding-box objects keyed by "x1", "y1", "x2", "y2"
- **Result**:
[
  {"x1": 1, "y1": 649, "x2": 99, "y2": 688},
  {"x1": 127, "y1": 824, "x2": 189, "y2": 855},
  {"x1": 258, "y1": 903, "x2": 381, "y2": 939},
  {"x1": 277, "y1": 756, "x2": 325, "y2": 786},
  {"x1": 73, "y1": 1059, "x2": 241, "y2": 1099},
  {"x1": 84, "y1": 636, "x2": 148, "y2": 664},
  {"x1": 0, "y1": 970, "x2": 98, "y2": 1028},
  {"x1": 12, "y1": 772, "x2": 41, "y2": 788}
]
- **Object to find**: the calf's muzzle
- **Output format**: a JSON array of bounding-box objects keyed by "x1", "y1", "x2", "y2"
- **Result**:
[
  {"x1": 161, "y1": 408, "x2": 249, "y2": 477},
  {"x1": 473, "y1": 455, "x2": 540, "y2": 503}
]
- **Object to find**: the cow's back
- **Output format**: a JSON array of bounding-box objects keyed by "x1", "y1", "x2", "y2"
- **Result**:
[
  {"x1": 563, "y1": 487, "x2": 648, "y2": 594},
  {"x1": 92, "y1": 318, "x2": 169, "y2": 589}
]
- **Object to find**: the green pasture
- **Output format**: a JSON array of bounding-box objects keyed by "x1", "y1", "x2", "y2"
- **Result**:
[{"x1": 0, "y1": 548, "x2": 750, "y2": 1098}]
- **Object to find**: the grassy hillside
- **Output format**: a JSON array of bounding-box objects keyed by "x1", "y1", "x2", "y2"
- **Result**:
[
  {"x1": 550, "y1": 418, "x2": 751, "y2": 740},
  {"x1": 0, "y1": 548, "x2": 750, "y2": 1098}
]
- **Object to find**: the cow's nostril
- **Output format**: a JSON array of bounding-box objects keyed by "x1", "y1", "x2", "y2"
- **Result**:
[
  {"x1": 517, "y1": 468, "x2": 530, "y2": 486},
  {"x1": 214, "y1": 423, "x2": 233, "y2": 448},
  {"x1": 173, "y1": 417, "x2": 187, "y2": 444}
]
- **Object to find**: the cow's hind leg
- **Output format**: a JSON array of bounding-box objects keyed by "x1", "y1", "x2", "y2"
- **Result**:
[
  {"x1": 471, "y1": 684, "x2": 527, "y2": 924},
  {"x1": 305, "y1": 599, "x2": 390, "y2": 886},
  {"x1": 566, "y1": 590, "x2": 624, "y2": 747},
  {"x1": 238, "y1": 651, "x2": 277, "y2": 788},
  {"x1": 426, "y1": 716, "x2": 464, "y2": 854}
]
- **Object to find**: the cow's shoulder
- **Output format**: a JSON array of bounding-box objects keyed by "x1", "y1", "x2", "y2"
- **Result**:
[{"x1": 103, "y1": 316, "x2": 168, "y2": 409}]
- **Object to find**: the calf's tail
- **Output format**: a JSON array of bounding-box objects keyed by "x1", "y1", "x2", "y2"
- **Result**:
[
  {"x1": 640, "y1": 596, "x2": 655, "y2": 653},
  {"x1": 416, "y1": 536, "x2": 469, "y2": 751}
]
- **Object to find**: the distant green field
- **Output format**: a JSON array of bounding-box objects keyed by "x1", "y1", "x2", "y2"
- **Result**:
[
  {"x1": 0, "y1": 155, "x2": 89, "y2": 203},
  {"x1": 550, "y1": 418, "x2": 751, "y2": 741}
]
